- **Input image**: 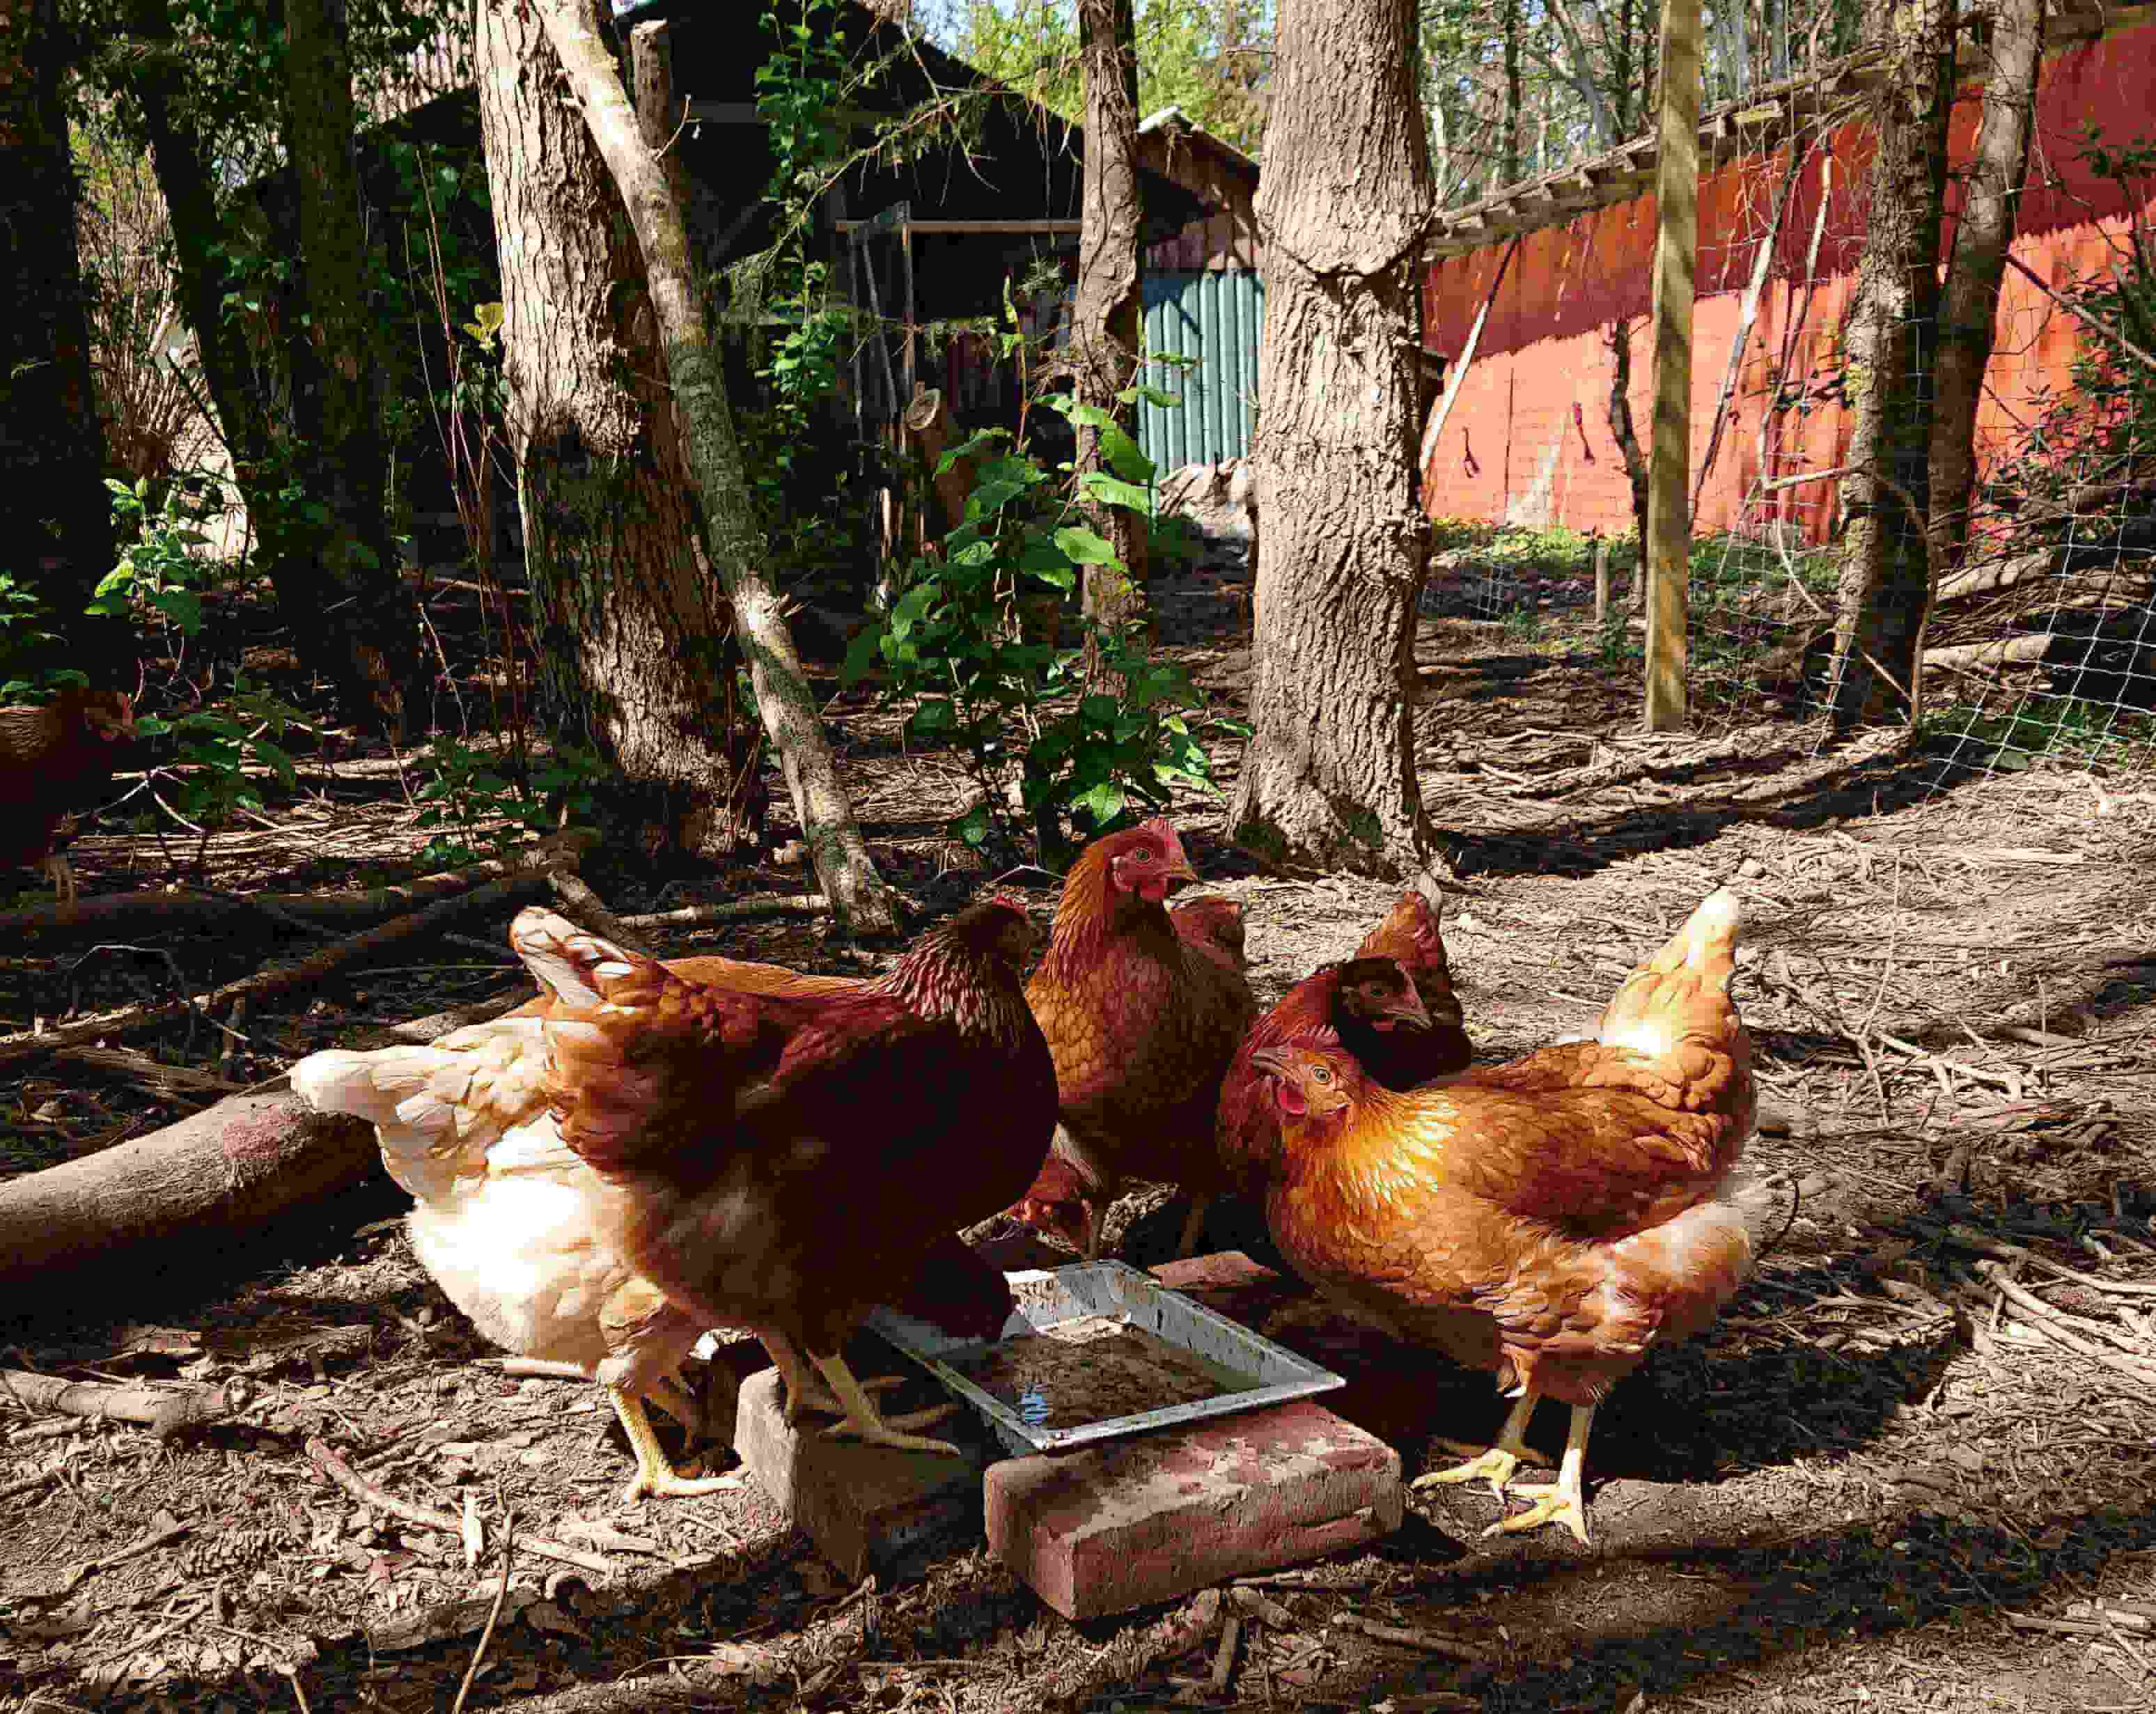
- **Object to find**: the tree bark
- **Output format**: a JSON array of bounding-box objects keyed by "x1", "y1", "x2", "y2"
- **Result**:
[
  {"x1": 0, "y1": 1092, "x2": 378, "y2": 1298},
  {"x1": 518, "y1": 0, "x2": 899, "y2": 935},
  {"x1": 1926, "y1": 0, "x2": 2044, "y2": 582},
  {"x1": 281, "y1": 0, "x2": 421, "y2": 740},
  {"x1": 0, "y1": 0, "x2": 121, "y2": 678},
  {"x1": 117, "y1": 0, "x2": 407, "y2": 735},
  {"x1": 473, "y1": 0, "x2": 776, "y2": 867},
  {"x1": 1229, "y1": 0, "x2": 1448, "y2": 882},
  {"x1": 1828, "y1": 0, "x2": 1956, "y2": 729},
  {"x1": 1607, "y1": 315, "x2": 1651, "y2": 563},
  {"x1": 1500, "y1": 0, "x2": 1523, "y2": 187},
  {"x1": 1074, "y1": 0, "x2": 1148, "y2": 685}
]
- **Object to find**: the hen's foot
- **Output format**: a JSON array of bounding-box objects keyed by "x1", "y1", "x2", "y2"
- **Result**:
[
  {"x1": 621, "y1": 1463, "x2": 741, "y2": 1503},
  {"x1": 811, "y1": 1352, "x2": 967, "y2": 1457},
  {"x1": 1483, "y1": 1479, "x2": 1590, "y2": 1545},
  {"x1": 1413, "y1": 1444, "x2": 1521, "y2": 1501},
  {"x1": 1412, "y1": 1389, "x2": 1543, "y2": 1503}
]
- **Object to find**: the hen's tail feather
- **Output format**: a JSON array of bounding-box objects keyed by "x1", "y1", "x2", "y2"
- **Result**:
[
  {"x1": 510, "y1": 907, "x2": 662, "y2": 1009},
  {"x1": 1646, "y1": 888, "x2": 1742, "y2": 988}
]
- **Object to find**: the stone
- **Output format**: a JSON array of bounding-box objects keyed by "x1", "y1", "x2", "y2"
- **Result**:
[
  {"x1": 732, "y1": 1343, "x2": 987, "y2": 1582},
  {"x1": 983, "y1": 1398, "x2": 1402, "y2": 1619}
]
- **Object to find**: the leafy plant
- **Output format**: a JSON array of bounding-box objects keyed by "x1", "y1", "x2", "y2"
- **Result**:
[
  {"x1": 412, "y1": 737, "x2": 611, "y2": 867},
  {"x1": 133, "y1": 679, "x2": 311, "y2": 867},
  {"x1": 0, "y1": 575, "x2": 62, "y2": 693},
  {"x1": 844, "y1": 389, "x2": 1242, "y2": 857},
  {"x1": 90, "y1": 476, "x2": 222, "y2": 636}
]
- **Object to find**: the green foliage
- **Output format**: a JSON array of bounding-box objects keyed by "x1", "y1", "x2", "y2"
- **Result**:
[
  {"x1": 942, "y1": 0, "x2": 1271, "y2": 156},
  {"x1": 412, "y1": 738, "x2": 612, "y2": 868},
  {"x1": 1925, "y1": 696, "x2": 2156, "y2": 773},
  {"x1": 842, "y1": 391, "x2": 1242, "y2": 857},
  {"x1": 134, "y1": 679, "x2": 308, "y2": 830},
  {"x1": 91, "y1": 476, "x2": 221, "y2": 637},
  {"x1": 0, "y1": 576, "x2": 62, "y2": 694}
]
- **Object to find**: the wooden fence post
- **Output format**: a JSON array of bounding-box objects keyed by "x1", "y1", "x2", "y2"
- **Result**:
[{"x1": 1643, "y1": 0, "x2": 1702, "y2": 731}]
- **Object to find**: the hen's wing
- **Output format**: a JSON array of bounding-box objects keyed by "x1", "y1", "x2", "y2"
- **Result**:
[
  {"x1": 1352, "y1": 890, "x2": 1472, "y2": 1081},
  {"x1": 1411, "y1": 889, "x2": 1751, "y2": 1232}
]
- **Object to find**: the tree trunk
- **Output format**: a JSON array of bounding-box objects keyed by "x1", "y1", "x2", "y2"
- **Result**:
[
  {"x1": 1501, "y1": 0, "x2": 1523, "y2": 187},
  {"x1": 119, "y1": 0, "x2": 405, "y2": 735},
  {"x1": 473, "y1": 0, "x2": 774, "y2": 866},
  {"x1": 1827, "y1": 0, "x2": 1955, "y2": 729},
  {"x1": 519, "y1": 0, "x2": 900, "y2": 935},
  {"x1": 1927, "y1": 0, "x2": 2044, "y2": 582},
  {"x1": 281, "y1": 0, "x2": 421, "y2": 740},
  {"x1": 1607, "y1": 315, "x2": 1650, "y2": 560},
  {"x1": 0, "y1": 0, "x2": 120, "y2": 678},
  {"x1": 1074, "y1": 0, "x2": 1148, "y2": 685},
  {"x1": 1229, "y1": 0, "x2": 1448, "y2": 882}
]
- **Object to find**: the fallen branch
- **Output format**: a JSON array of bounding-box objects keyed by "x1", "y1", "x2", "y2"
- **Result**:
[
  {"x1": 52, "y1": 1044, "x2": 245, "y2": 1101},
  {"x1": 547, "y1": 870, "x2": 656, "y2": 956},
  {"x1": 0, "y1": 1091, "x2": 381, "y2": 1295},
  {"x1": 1329, "y1": 1612, "x2": 1487, "y2": 1662},
  {"x1": 0, "y1": 832, "x2": 600, "y2": 940},
  {"x1": 1974, "y1": 1262, "x2": 2156, "y2": 1396},
  {"x1": 0, "y1": 843, "x2": 588, "y2": 1070},
  {"x1": 1, "y1": 1369, "x2": 253, "y2": 1438},
  {"x1": 1946, "y1": 1224, "x2": 2156, "y2": 1297},
  {"x1": 306, "y1": 1438, "x2": 617, "y2": 1577},
  {"x1": 616, "y1": 894, "x2": 829, "y2": 930}
]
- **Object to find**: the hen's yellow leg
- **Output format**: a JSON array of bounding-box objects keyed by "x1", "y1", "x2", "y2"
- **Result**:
[
  {"x1": 609, "y1": 1387, "x2": 737, "y2": 1502},
  {"x1": 44, "y1": 854, "x2": 77, "y2": 907},
  {"x1": 765, "y1": 1333, "x2": 907, "y2": 1424},
  {"x1": 1485, "y1": 1401, "x2": 1595, "y2": 1545},
  {"x1": 811, "y1": 1353, "x2": 964, "y2": 1456},
  {"x1": 1413, "y1": 1388, "x2": 1540, "y2": 1501}
]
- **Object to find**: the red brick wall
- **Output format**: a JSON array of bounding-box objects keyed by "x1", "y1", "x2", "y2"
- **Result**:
[{"x1": 1419, "y1": 22, "x2": 2156, "y2": 545}]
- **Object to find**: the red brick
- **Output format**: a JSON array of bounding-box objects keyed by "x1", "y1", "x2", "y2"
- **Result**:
[
  {"x1": 732, "y1": 1353, "x2": 986, "y2": 1582},
  {"x1": 983, "y1": 1399, "x2": 1403, "y2": 1619}
]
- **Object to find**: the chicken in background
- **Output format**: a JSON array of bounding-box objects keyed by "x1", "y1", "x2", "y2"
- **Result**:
[
  {"x1": 292, "y1": 895, "x2": 1052, "y2": 1493},
  {"x1": 1, "y1": 685, "x2": 136, "y2": 904},
  {"x1": 1246, "y1": 889, "x2": 1760, "y2": 1545},
  {"x1": 1017, "y1": 820, "x2": 1257, "y2": 1261},
  {"x1": 1348, "y1": 889, "x2": 1474, "y2": 1087},
  {"x1": 525, "y1": 896, "x2": 1055, "y2": 1458},
  {"x1": 1215, "y1": 956, "x2": 1434, "y2": 1192},
  {"x1": 1171, "y1": 894, "x2": 1248, "y2": 975}
]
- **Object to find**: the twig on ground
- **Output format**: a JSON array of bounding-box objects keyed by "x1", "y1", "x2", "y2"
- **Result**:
[
  {"x1": 1329, "y1": 1612, "x2": 1487, "y2": 1661},
  {"x1": 1973, "y1": 1263, "x2": 2156, "y2": 1396},
  {"x1": 1947, "y1": 1226, "x2": 2156, "y2": 1297},
  {"x1": 450, "y1": 1512, "x2": 517, "y2": 1714},
  {"x1": 1, "y1": 1369, "x2": 253, "y2": 1438},
  {"x1": 616, "y1": 895, "x2": 829, "y2": 930},
  {"x1": 306, "y1": 1438, "x2": 616, "y2": 1576},
  {"x1": 0, "y1": 841, "x2": 589, "y2": 1069}
]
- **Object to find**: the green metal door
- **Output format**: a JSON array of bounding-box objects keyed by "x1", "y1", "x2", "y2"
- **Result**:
[{"x1": 1137, "y1": 270, "x2": 1263, "y2": 472}]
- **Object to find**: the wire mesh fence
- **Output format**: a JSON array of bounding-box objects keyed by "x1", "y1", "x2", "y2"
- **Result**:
[{"x1": 1418, "y1": 17, "x2": 2156, "y2": 800}]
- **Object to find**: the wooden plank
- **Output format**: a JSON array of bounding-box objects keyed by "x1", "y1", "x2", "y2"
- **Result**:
[{"x1": 1643, "y1": 0, "x2": 1702, "y2": 731}]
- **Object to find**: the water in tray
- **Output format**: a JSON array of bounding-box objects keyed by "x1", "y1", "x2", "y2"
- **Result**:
[{"x1": 953, "y1": 1312, "x2": 1264, "y2": 1431}]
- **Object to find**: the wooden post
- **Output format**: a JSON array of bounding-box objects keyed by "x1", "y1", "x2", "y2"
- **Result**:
[
  {"x1": 1593, "y1": 538, "x2": 1610, "y2": 625},
  {"x1": 1643, "y1": 0, "x2": 1701, "y2": 731}
]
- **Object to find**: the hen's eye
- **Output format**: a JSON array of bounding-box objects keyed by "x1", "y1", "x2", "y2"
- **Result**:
[
  {"x1": 1132, "y1": 848, "x2": 1157, "y2": 864},
  {"x1": 1313, "y1": 1066, "x2": 1334, "y2": 1085}
]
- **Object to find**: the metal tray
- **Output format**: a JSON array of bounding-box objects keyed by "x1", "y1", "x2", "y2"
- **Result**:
[{"x1": 865, "y1": 1259, "x2": 1345, "y2": 1456}]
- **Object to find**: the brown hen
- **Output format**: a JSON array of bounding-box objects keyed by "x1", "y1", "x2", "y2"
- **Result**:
[
  {"x1": 0, "y1": 686, "x2": 136, "y2": 903},
  {"x1": 529, "y1": 896, "x2": 1056, "y2": 1458},
  {"x1": 1019, "y1": 819, "x2": 1256, "y2": 1261},
  {"x1": 1348, "y1": 889, "x2": 1473, "y2": 1086},
  {"x1": 1247, "y1": 889, "x2": 1760, "y2": 1545}
]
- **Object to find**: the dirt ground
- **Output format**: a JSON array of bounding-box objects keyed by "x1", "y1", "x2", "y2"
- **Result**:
[{"x1": 3, "y1": 544, "x2": 2155, "y2": 1714}]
